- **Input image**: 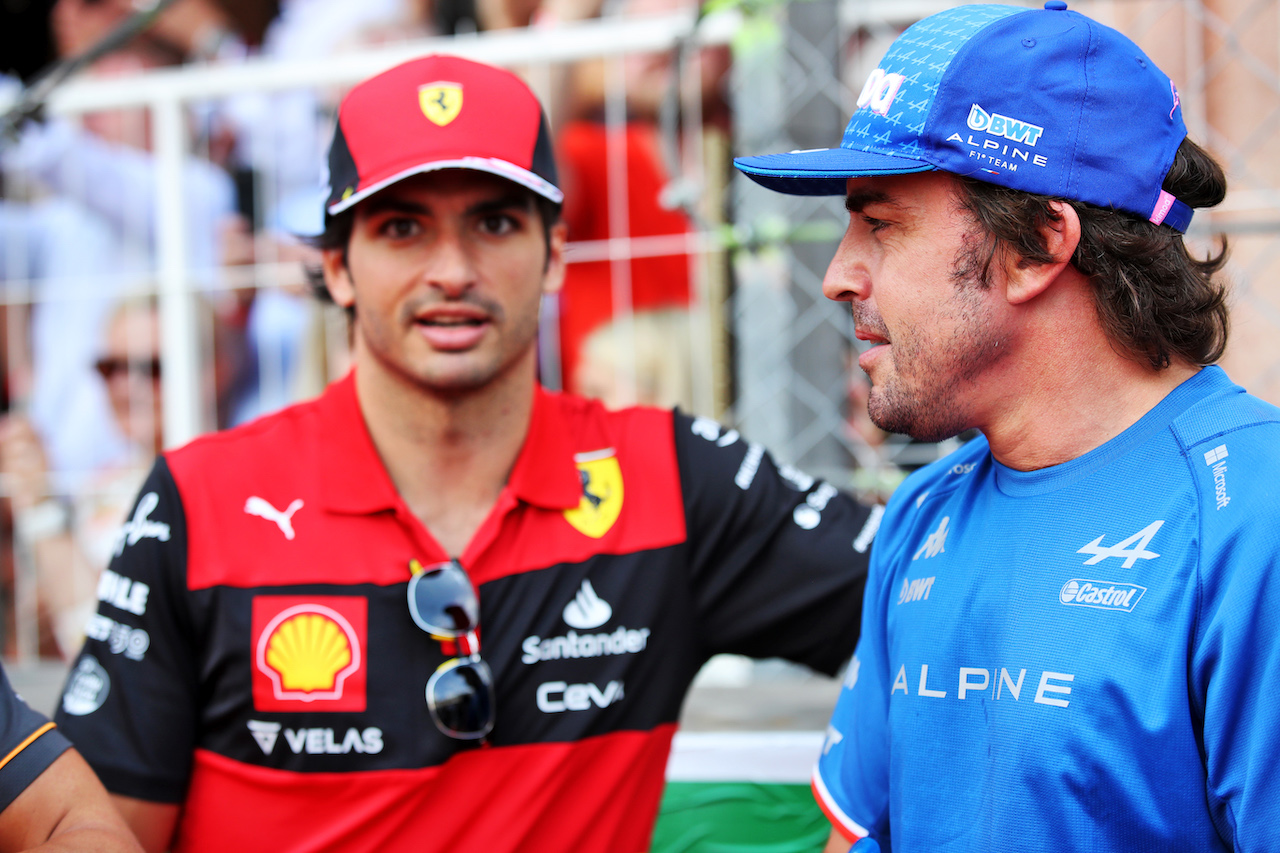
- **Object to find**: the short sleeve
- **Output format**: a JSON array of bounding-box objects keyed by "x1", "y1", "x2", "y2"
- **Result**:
[
  {"x1": 1193, "y1": 467, "x2": 1280, "y2": 850},
  {"x1": 54, "y1": 456, "x2": 199, "y2": 803},
  {"x1": 675, "y1": 412, "x2": 877, "y2": 675},
  {"x1": 0, "y1": 664, "x2": 71, "y2": 813},
  {"x1": 813, "y1": 531, "x2": 893, "y2": 843}
]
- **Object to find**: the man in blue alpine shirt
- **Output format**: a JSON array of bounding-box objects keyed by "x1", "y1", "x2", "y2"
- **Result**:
[{"x1": 736, "y1": 2, "x2": 1275, "y2": 851}]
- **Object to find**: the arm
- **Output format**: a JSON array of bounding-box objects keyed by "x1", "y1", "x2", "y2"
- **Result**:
[
  {"x1": 108, "y1": 797, "x2": 178, "y2": 853},
  {"x1": 675, "y1": 412, "x2": 876, "y2": 673},
  {"x1": 0, "y1": 750, "x2": 141, "y2": 853},
  {"x1": 54, "y1": 459, "x2": 199, "y2": 835}
]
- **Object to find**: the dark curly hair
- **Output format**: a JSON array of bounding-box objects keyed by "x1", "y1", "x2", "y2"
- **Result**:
[{"x1": 953, "y1": 137, "x2": 1230, "y2": 370}]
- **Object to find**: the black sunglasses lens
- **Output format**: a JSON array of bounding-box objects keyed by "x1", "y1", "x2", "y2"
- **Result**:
[
  {"x1": 408, "y1": 563, "x2": 479, "y2": 636},
  {"x1": 426, "y1": 658, "x2": 494, "y2": 739},
  {"x1": 95, "y1": 357, "x2": 162, "y2": 381}
]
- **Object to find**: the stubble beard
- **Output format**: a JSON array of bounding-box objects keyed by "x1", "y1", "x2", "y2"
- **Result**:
[
  {"x1": 360, "y1": 287, "x2": 540, "y2": 397},
  {"x1": 859, "y1": 241, "x2": 1007, "y2": 442}
]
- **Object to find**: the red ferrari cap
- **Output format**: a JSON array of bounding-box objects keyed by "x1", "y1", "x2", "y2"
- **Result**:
[{"x1": 325, "y1": 54, "x2": 562, "y2": 217}]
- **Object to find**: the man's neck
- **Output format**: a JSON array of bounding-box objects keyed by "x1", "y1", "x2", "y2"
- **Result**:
[
  {"x1": 978, "y1": 325, "x2": 1199, "y2": 472},
  {"x1": 354, "y1": 356, "x2": 537, "y2": 556}
]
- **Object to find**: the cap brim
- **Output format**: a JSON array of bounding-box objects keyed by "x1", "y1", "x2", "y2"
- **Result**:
[
  {"x1": 327, "y1": 157, "x2": 564, "y2": 216},
  {"x1": 734, "y1": 148, "x2": 936, "y2": 196}
]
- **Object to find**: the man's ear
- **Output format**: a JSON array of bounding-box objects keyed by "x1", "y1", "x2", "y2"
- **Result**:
[
  {"x1": 542, "y1": 222, "x2": 568, "y2": 295},
  {"x1": 1005, "y1": 201, "x2": 1081, "y2": 305},
  {"x1": 322, "y1": 248, "x2": 356, "y2": 308}
]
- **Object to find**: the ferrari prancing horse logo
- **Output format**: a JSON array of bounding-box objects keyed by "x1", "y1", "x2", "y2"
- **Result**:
[
  {"x1": 419, "y1": 82, "x2": 463, "y2": 126},
  {"x1": 564, "y1": 449, "x2": 623, "y2": 539}
]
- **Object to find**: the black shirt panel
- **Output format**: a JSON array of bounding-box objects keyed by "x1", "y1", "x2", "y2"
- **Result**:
[{"x1": 674, "y1": 411, "x2": 873, "y2": 675}]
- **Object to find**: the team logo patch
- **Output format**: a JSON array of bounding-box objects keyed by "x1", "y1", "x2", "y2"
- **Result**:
[
  {"x1": 252, "y1": 596, "x2": 367, "y2": 712},
  {"x1": 1059, "y1": 579, "x2": 1146, "y2": 612},
  {"x1": 563, "y1": 449, "x2": 623, "y2": 539},
  {"x1": 62, "y1": 656, "x2": 111, "y2": 716},
  {"x1": 966, "y1": 104, "x2": 1044, "y2": 146},
  {"x1": 419, "y1": 82, "x2": 463, "y2": 126},
  {"x1": 562, "y1": 579, "x2": 612, "y2": 630}
]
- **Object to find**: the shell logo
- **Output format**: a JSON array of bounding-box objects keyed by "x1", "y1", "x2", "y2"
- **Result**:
[{"x1": 256, "y1": 604, "x2": 361, "y2": 702}]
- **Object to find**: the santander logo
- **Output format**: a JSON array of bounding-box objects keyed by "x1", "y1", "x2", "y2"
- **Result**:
[{"x1": 563, "y1": 580, "x2": 612, "y2": 630}]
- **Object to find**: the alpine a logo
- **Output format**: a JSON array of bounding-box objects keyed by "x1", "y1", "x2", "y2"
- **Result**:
[
  {"x1": 1059, "y1": 579, "x2": 1146, "y2": 612},
  {"x1": 1077, "y1": 520, "x2": 1163, "y2": 568}
]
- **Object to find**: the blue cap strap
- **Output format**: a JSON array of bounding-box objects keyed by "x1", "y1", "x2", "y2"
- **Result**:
[{"x1": 1150, "y1": 190, "x2": 1194, "y2": 232}]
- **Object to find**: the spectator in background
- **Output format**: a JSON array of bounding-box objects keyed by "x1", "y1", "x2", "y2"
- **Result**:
[
  {"x1": 573, "y1": 309, "x2": 693, "y2": 410},
  {"x1": 0, "y1": 299, "x2": 162, "y2": 658},
  {"x1": 0, "y1": 0, "x2": 233, "y2": 483},
  {"x1": 552, "y1": 0, "x2": 729, "y2": 404},
  {"x1": 465, "y1": 0, "x2": 728, "y2": 405},
  {"x1": 193, "y1": 0, "x2": 440, "y2": 418}
]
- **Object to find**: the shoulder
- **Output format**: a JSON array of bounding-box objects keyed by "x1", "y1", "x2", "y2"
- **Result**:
[
  {"x1": 872, "y1": 436, "x2": 990, "y2": 562},
  {"x1": 886, "y1": 435, "x2": 991, "y2": 515},
  {"x1": 165, "y1": 393, "x2": 327, "y2": 478},
  {"x1": 161, "y1": 388, "x2": 337, "y2": 513},
  {"x1": 1170, "y1": 379, "x2": 1280, "y2": 456},
  {"x1": 1167, "y1": 377, "x2": 1280, "y2": 515},
  {"x1": 538, "y1": 391, "x2": 678, "y2": 481},
  {"x1": 544, "y1": 391, "x2": 673, "y2": 444}
]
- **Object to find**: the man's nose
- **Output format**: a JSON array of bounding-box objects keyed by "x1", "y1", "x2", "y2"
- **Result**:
[
  {"x1": 821, "y1": 231, "x2": 870, "y2": 303},
  {"x1": 423, "y1": 231, "x2": 478, "y2": 297}
]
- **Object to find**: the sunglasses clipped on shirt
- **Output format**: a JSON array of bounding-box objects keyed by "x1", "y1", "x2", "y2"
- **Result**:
[
  {"x1": 94, "y1": 356, "x2": 162, "y2": 382},
  {"x1": 407, "y1": 558, "x2": 495, "y2": 741}
]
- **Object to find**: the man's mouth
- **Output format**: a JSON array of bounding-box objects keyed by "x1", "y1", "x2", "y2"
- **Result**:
[
  {"x1": 418, "y1": 316, "x2": 486, "y2": 327},
  {"x1": 855, "y1": 327, "x2": 890, "y2": 347},
  {"x1": 413, "y1": 308, "x2": 492, "y2": 351}
]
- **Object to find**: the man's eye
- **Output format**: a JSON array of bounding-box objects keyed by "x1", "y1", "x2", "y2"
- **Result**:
[
  {"x1": 380, "y1": 218, "x2": 419, "y2": 238},
  {"x1": 479, "y1": 214, "x2": 518, "y2": 235},
  {"x1": 861, "y1": 215, "x2": 888, "y2": 233}
]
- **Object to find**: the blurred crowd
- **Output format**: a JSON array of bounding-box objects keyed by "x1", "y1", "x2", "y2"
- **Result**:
[{"x1": 0, "y1": 0, "x2": 888, "y2": 658}]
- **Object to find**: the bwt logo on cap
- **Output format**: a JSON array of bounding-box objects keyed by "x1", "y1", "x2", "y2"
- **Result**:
[
  {"x1": 1058, "y1": 579, "x2": 1146, "y2": 612},
  {"x1": 252, "y1": 596, "x2": 367, "y2": 712}
]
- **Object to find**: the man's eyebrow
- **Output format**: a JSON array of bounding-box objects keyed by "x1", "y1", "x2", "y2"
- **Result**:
[
  {"x1": 360, "y1": 197, "x2": 429, "y2": 217},
  {"x1": 357, "y1": 192, "x2": 533, "y2": 219},
  {"x1": 466, "y1": 194, "x2": 534, "y2": 217},
  {"x1": 844, "y1": 189, "x2": 893, "y2": 214}
]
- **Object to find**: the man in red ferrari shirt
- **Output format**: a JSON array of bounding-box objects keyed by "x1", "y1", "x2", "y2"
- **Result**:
[{"x1": 56, "y1": 54, "x2": 877, "y2": 852}]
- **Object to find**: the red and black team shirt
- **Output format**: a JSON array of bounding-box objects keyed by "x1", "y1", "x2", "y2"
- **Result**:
[{"x1": 54, "y1": 373, "x2": 875, "y2": 853}]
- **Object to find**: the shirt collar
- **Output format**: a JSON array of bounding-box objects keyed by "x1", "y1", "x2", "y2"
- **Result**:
[
  {"x1": 506, "y1": 386, "x2": 583, "y2": 510},
  {"x1": 318, "y1": 374, "x2": 582, "y2": 514},
  {"x1": 317, "y1": 371, "x2": 403, "y2": 514}
]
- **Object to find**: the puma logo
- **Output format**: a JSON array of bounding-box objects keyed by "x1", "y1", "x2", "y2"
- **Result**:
[{"x1": 244, "y1": 497, "x2": 304, "y2": 541}]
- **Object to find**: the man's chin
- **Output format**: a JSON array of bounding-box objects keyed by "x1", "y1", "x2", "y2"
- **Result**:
[{"x1": 867, "y1": 391, "x2": 966, "y2": 444}]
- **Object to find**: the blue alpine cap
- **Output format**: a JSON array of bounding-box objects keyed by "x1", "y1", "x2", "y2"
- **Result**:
[{"x1": 734, "y1": 1, "x2": 1194, "y2": 231}]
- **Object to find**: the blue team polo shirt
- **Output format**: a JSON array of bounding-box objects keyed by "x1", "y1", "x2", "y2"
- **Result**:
[{"x1": 816, "y1": 366, "x2": 1280, "y2": 852}]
